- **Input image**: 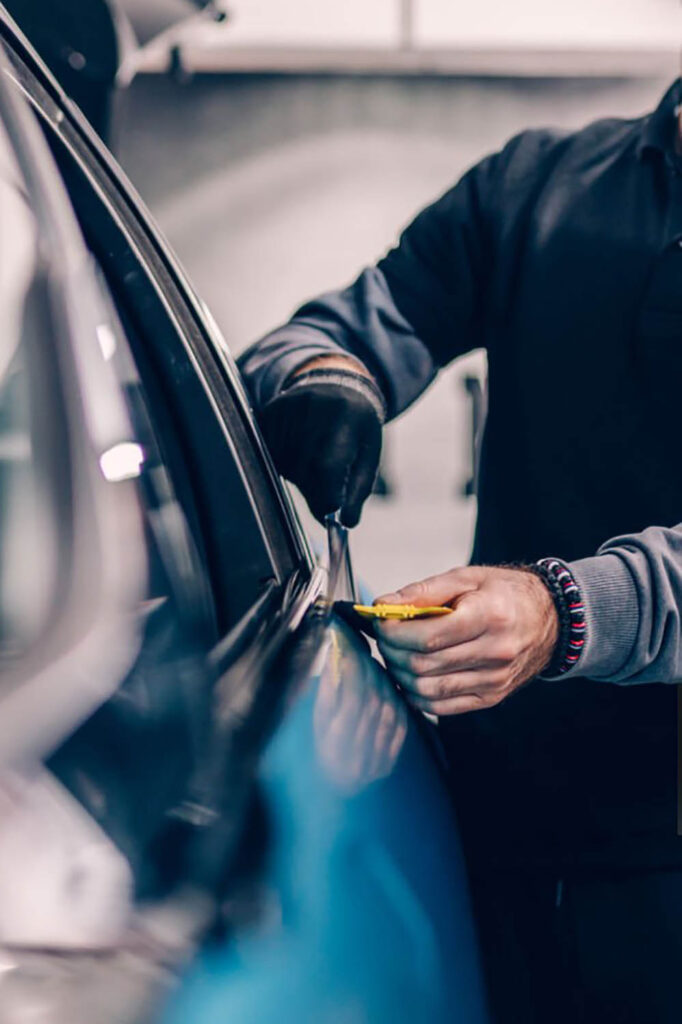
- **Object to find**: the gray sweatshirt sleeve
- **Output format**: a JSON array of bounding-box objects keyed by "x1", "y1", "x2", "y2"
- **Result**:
[{"x1": 560, "y1": 524, "x2": 682, "y2": 684}]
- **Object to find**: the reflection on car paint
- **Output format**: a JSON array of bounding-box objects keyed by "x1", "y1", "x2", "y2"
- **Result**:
[
  {"x1": 163, "y1": 613, "x2": 489, "y2": 1024},
  {"x1": 313, "y1": 628, "x2": 407, "y2": 795}
]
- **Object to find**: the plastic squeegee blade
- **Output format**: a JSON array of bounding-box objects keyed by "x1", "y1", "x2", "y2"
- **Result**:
[{"x1": 353, "y1": 603, "x2": 453, "y2": 621}]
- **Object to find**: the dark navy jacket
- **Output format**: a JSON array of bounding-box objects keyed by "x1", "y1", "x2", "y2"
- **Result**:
[{"x1": 240, "y1": 80, "x2": 682, "y2": 867}]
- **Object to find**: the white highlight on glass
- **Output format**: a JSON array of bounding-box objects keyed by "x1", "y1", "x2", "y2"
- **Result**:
[
  {"x1": 96, "y1": 323, "x2": 117, "y2": 361},
  {"x1": 99, "y1": 442, "x2": 144, "y2": 482}
]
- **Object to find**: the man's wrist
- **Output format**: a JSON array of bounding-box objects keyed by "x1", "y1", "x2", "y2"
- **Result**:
[
  {"x1": 529, "y1": 559, "x2": 587, "y2": 677},
  {"x1": 283, "y1": 359, "x2": 387, "y2": 424},
  {"x1": 291, "y1": 353, "x2": 374, "y2": 380}
]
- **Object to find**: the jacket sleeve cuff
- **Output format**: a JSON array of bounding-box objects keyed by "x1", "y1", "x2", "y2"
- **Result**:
[
  {"x1": 550, "y1": 553, "x2": 640, "y2": 680},
  {"x1": 282, "y1": 366, "x2": 387, "y2": 423},
  {"x1": 237, "y1": 325, "x2": 353, "y2": 409}
]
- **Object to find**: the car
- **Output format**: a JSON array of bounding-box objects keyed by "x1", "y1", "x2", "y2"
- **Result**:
[{"x1": 0, "y1": 8, "x2": 489, "y2": 1023}]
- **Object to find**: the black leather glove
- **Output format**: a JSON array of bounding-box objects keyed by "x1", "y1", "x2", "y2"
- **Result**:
[{"x1": 259, "y1": 366, "x2": 386, "y2": 527}]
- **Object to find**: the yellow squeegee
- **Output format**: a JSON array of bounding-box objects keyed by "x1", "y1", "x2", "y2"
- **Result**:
[{"x1": 352, "y1": 603, "x2": 453, "y2": 621}]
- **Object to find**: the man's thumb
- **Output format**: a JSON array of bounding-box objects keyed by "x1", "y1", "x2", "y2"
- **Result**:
[{"x1": 376, "y1": 567, "x2": 483, "y2": 608}]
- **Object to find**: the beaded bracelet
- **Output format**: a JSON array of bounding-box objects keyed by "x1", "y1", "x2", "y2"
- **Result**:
[{"x1": 529, "y1": 558, "x2": 587, "y2": 676}]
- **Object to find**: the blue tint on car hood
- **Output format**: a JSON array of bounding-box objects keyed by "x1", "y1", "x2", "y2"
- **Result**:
[{"x1": 165, "y1": 613, "x2": 489, "y2": 1024}]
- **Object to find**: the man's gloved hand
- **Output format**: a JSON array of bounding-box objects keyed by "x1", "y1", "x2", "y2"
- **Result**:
[{"x1": 259, "y1": 359, "x2": 385, "y2": 527}]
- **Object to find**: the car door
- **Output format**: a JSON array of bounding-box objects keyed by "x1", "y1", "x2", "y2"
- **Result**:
[{"x1": 0, "y1": 13, "x2": 489, "y2": 1024}]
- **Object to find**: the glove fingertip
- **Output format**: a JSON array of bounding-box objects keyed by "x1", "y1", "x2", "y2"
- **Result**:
[{"x1": 340, "y1": 505, "x2": 361, "y2": 528}]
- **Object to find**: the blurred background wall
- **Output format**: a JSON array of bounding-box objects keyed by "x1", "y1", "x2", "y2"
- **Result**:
[{"x1": 117, "y1": 0, "x2": 679, "y2": 594}]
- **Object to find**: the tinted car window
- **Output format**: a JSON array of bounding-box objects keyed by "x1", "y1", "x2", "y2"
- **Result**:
[
  {"x1": 0, "y1": 125, "x2": 62, "y2": 654},
  {"x1": 0, "y1": 48, "x2": 228, "y2": 889},
  {"x1": 2, "y1": 40, "x2": 308, "y2": 636},
  {"x1": 0, "y1": 46, "x2": 153, "y2": 773},
  {"x1": 49, "y1": 303, "x2": 221, "y2": 893}
]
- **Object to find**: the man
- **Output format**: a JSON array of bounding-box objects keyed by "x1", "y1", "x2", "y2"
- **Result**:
[{"x1": 239, "y1": 80, "x2": 682, "y2": 1023}]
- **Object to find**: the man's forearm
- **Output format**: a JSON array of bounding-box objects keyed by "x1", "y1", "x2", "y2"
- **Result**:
[
  {"x1": 553, "y1": 524, "x2": 682, "y2": 684},
  {"x1": 237, "y1": 266, "x2": 436, "y2": 419}
]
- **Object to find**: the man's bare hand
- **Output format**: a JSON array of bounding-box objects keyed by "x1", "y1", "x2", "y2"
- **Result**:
[{"x1": 374, "y1": 566, "x2": 559, "y2": 716}]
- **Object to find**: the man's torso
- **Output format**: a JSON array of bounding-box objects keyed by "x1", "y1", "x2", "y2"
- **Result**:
[{"x1": 445, "y1": 82, "x2": 682, "y2": 869}]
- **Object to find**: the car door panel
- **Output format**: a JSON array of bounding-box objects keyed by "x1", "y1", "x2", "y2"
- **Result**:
[{"x1": 166, "y1": 612, "x2": 488, "y2": 1023}]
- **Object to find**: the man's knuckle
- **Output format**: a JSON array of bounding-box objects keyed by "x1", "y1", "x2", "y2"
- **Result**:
[
  {"x1": 408, "y1": 580, "x2": 427, "y2": 601},
  {"x1": 413, "y1": 676, "x2": 436, "y2": 698},
  {"x1": 494, "y1": 640, "x2": 518, "y2": 663},
  {"x1": 489, "y1": 596, "x2": 512, "y2": 630},
  {"x1": 424, "y1": 632, "x2": 444, "y2": 653},
  {"x1": 410, "y1": 652, "x2": 429, "y2": 675},
  {"x1": 436, "y1": 676, "x2": 455, "y2": 700},
  {"x1": 419, "y1": 679, "x2": 436, "y2": 700},
  {"x1": 411, "y1": 674, "x2": 431, "y2": 695}
]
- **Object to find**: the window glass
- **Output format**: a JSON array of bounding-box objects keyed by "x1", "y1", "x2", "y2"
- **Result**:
[
  {"x1": 0, "y1": 118, "x2": 62, "y2": 655},
  {"x1": 92, "y1": 265, "x2": 217, "y2": 641},
  {"x1": 3, "y1": 39, "x2": 306, "y2": 639}
]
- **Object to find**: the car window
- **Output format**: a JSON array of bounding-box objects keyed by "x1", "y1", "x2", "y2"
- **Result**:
[
  {"x1": 2, "y1": 45, "x2": 310, "y2": 635},
  {"x1": 0, "y1": 117, "x2": 62, "y2": 655},
  {"x1": 0, "y1": 56, "x2": 231, "y2": 905},
  {"x1": 0, "y1": 47, "x2": 155, "y2": 772}
]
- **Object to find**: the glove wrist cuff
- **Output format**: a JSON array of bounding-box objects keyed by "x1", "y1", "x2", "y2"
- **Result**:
[{"x1": 282, "y1": 366, "x2": 387, "y2": 424}]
